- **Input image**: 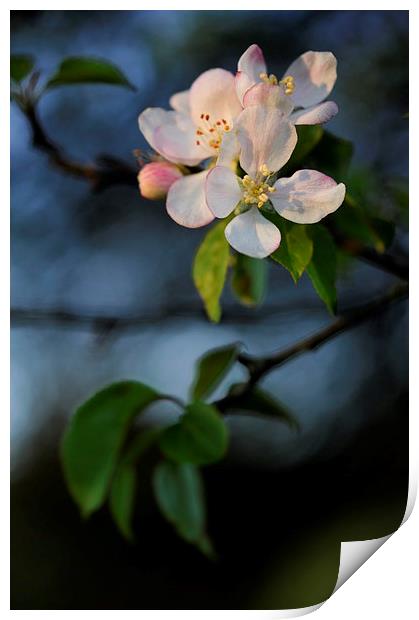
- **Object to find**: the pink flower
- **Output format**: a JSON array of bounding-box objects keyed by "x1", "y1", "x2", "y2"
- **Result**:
[
  {"x1": 138, "y1": 162, "x2": 183, "y2": 200},
  {"x1": 138, "y1": 68, "x2": 243, "y2": 227},
  {"x1": 205, "y1": 106, "x2": 346, "y2": 259},
  {"x1": 236, "y1": 44, "x2": 339, "y2": 126}
]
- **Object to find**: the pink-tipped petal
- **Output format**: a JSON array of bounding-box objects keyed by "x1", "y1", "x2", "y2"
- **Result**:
[
  {"x1": 206, "y1": 166, "x2": 242, "y2": 218},
  {"x1": 166, "y1": 170, "x2": 214, "y2": 228},
  {"x1": 169, "y1": 90, "x2": 190, "y2": 114},
  {"x1": 236, "y1": 44, "x2": 267, "y2": 105},
  {"x1": 225, "y1": 207, "x2": 281, "y2": 259},
  {"x1": 235, "y1": 107, "x2": 297, "y2": 178},
  {"x1": 189, "y1": 68, "x2": 242, "y2": 127},
  {"x1": 271, "y1": 169, "x2": 346, "y2": 224},
  {"x1": 243, "y1": 82, "x2": 294, "y2": 116},
  {"x1": 284, "y1": 51, "x2": 337, "y2": 108},
  {"x1": 290, "y1": 101, "x2": 338, "y2": 125},
  {"x1": 238, "y1": 44, "x2": 267, "y2": 82}
]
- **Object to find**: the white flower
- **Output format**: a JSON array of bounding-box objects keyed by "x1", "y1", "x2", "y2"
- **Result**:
[
  {"x1": 236, "y1": 44, "x2": 339, "y2": 125},
  {"x1": 205, "y1": 107, "x2": 346, "y2": 258},
  {"x1": 138, "y1": 68, "x2": 242, "y2": 227}
]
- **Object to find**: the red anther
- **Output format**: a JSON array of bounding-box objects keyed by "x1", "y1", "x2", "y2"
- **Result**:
[
  {"x1": 216, "y1": 121, "x2": 221, "y2": 125},
  {"x1": 196, "y1": 140, "x2": 200, "y2": 145},
  {"x1": 205, "y1": 114, "x2": 210, "y2": 121}
]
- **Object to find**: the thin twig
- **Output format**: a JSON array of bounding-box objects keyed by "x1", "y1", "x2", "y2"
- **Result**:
[
  {"x1": 238, "y1": 283, "x2": 408, "y2": 384},
  {"x1": 24, "y1": 103, "x2": 138, "y2": 191},
  {"x1": 215, "y1": 283, "x2": 408, "y2": 411}
]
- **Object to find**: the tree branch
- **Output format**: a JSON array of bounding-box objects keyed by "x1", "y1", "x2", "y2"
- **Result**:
[
  {"x1": 215, "y1": 283, "x2": 408, "y2": 411},
  {"x1": 238, "y1": 283, "x2": 408, "y2": 384},
  {"x1": 24, "y1": 103, "x2": 138, "y2": 191}
]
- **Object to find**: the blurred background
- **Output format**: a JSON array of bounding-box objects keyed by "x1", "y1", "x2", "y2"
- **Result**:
[{"x1": 11, "y1": 10, "x2": 408, "y2": 610}]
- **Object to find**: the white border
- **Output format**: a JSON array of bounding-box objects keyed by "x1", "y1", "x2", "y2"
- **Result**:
[{"x1": 4, "y1": 3, "x2": 415, "y2": 617}]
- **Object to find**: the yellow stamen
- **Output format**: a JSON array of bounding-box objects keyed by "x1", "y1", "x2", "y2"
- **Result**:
[
  {"x1": 280, "y1": 75, "x2": 295, "y2": 96},
  {"x1": 241, "y1": 164, "x2": 276, "y2": 209}
]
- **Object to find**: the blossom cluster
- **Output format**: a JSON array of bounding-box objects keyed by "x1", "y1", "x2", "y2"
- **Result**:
[{"x1": 137, "y1": 44, "x2": 346, "y2": 259}]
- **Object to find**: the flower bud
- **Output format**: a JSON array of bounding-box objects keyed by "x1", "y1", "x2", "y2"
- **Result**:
[{"x1": 138, "y1": 162, "x2": 183, "y2": 200}]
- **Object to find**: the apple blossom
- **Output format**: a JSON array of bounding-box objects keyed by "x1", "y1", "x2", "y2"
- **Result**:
[
  {"x1": 205, "y1": 106, "x2": 346, "y2": 259},
  {"x1": 236, "y1": 44, "x2": 339, "y2": 126},
  {"x1": 138, "y1": 68, "x2": 242, "y2": 227},
  {"x1": 138, "y1": 161, "x2": 183, "y2": 200}
]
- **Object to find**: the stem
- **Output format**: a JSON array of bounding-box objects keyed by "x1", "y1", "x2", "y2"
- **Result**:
[
  {"x1": 23, "y1": 102, "x2": 138, "y2": 191},
  {"x1": 238, "y1": 283, "x2": 408, "y2": 385}
]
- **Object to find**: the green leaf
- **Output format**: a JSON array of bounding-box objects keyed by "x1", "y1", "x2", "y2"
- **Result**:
[
  {"x1": 308, "y1": 131, "x2": 353, "y2": 180},
  {"x1": 46, "y1": 57, "x2": 134, "y2": 90},
  {"x1": 269, "y1": 216, "x2": 313, "y2": 282},
  {"x1": 231, "y1": 253, "x2": 267, "y2": 306},
  {"x1": 61, "y1": 381, "x2": 159, "y2": 517},
  {"x1": 109, "y1": 464, "x2": 136, "y2": 541},
  {"x1": 109, "y1": 427, "x2": 161, "y2": 541},
  {"x1": 281, "y1": 125, "x2": 324, "y2": 174},
  {"x1": 11, "y1": 54, "x2": 34, "y2": 83},
  {"x1": 153, "y1": 461, "x2": 213, "y2": 556},
  {"x1": 159, "y1": 402, "x2": 228, "y2": 465},
  {"x1": 191, "y1": 343, "x2": 240, "y2": 401},
  {"x1": 306, "y1": 225, "x2": 337, "y2": 314},
  {"x1": 226, "y1": 383, "x2": 300, "y2": 430},
  {"x1": 193, "y1": 219, "x2": 230, "y2": 322}
]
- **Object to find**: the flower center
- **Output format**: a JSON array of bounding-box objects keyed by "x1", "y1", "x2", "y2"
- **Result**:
[
  {"x1": 195, "y1": 113, "x2": 231, "y2": 151},
  {"x1": 260, "y1": 72, "x2": 295, "y2": 96},
  {"x1": 241, "y1": 164, "x2": 276, "y2": 209}
]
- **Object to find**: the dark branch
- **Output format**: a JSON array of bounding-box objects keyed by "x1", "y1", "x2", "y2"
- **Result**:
[
  {"x1": 215, "y1": 283, "x2": 408, "y2": 411},
  {"x1": 24, "y1": 103, "x2": 138, "y2": 191},
  {"x1": 238, "y1": 283, "x2": 408, "y2": 384}
]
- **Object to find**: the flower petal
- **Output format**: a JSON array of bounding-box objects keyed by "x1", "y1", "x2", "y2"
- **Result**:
[
  {"x1": 236, "y1": 71, "x2": 258, "y2": 108},
  {"x1": 271, "y1": 169, "x2": 346, "y2": 224},
  {"x1": 235, "y1": 106, "x2": 297, "y2": 178},
  {"x1": 225, "y1": 207, "x2": 281, "y2": 258},
  {"x1": 238, "y1": 44, "x2": 267, "y2": 83},
  {"x1": 170, "y1": 90, "x2": 190, "y2": 114},
  {"x1": 290, "y1": 101, "x2": 338, "y2": 125},
  {"x1": 138, "y1": 107, "x2": 177, "y2": 152},
  {"x1": 189, "y1": 68, "x2": 242, "y2": 127},
  {"x1": 153, "y1": 115, "x2": 210, "y2": 165},
  {"x1": 206, "y1": 166, "x2": 242, "y2": 218},
  {"x1": 166, "y1": 170, "x2": 215, "y2": 228},
  {"x1": 216, "y1": 130, "x2": 240, "y2": 168},
  {"x1": 243, "y1": 82, "x2": 294, "y2": 116},
  {"x1": 236, "y1": 44, "x2": 267, "y2": 105},
  {"x1": 284, "y1": 51, "x2": 337, "y2": 108}
]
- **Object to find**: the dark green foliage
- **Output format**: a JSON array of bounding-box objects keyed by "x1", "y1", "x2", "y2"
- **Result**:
[
  {"x1": 159, "y1": 402, "x2": 228, "y2": 465},
  {"x1": 191, "y1": 343, "x2": 240, "y2": 401},
  {"x1": 61, "y1": 381, "x2": 159, "y2": 516},
  {"x1": 46, "y1": 57, "x2": 134, "y2": 90}
]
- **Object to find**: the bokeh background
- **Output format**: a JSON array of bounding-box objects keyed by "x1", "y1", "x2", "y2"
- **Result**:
[{"x1": 11, "y1": 10, "x2": 408, "y2": 610}]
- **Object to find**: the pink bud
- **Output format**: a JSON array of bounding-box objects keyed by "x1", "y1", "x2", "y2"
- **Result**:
[{"x1": 138, "y1": 162, "x2": 183, "y2": 200}]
